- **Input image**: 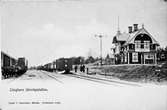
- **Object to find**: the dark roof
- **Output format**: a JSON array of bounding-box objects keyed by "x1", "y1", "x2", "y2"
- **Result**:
[
  {"x1": 113, "y1": 26, "x2": 159, "y2": 46},
  {"x1": 125, "y1": 27, "x2": 159, "y2": 45},
  {"x1": 1, "y1": 51, "x2": 16, "y2": 60}
]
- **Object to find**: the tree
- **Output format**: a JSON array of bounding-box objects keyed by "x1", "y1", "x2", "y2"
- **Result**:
[
  {"x1": 70, "y1": 56, "x2": 85, "y2": 65},
  {"x1": 105, "y1": 54, "x2": 110, "y2": 59},
  {"x1": 85, "y1": 56, "x2": 95, "y2": 64},
  {"x1": 157, "y1": 46, "x2": 167, "y2": 61}
]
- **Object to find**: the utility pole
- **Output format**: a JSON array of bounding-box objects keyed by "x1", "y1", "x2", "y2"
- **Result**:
[{"x1": 95, "y1": 34, "x2": 103, "y2": 66}]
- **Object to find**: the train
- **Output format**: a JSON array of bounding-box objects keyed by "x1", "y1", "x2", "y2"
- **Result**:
[
  {"x1": 56, "y1": 58, "x2": 72, "y2": 73},
  {"x1": 37, "y1": 58, "x2": 73, "y2": 74},
  {"x1": 1, "y1": 51, "x2": 28, "y2": 79}
]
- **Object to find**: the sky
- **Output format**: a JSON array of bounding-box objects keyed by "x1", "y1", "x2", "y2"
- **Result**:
[{"x1": 1, "y1": 0, "x2": 167, "y2": 66}]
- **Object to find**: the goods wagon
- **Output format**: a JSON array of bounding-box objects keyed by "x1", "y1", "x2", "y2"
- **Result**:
[
  {"x1": 43, "y1": 63, "x2": 53, "y2": 72},
  {"x1": 38, "y1": 61, "x2": 56, "y2": 72},
  {"x1": 1, "y1": 52, "x2": 17, "y2": 78},
  {"x1": 1, "y1": 51, "x2": 28, "y2": 79},
  {"x1": 37, "y1": 58, "x2": 73, "y2": 73},
  {"x1": 1, "y1": 52, "x2": 11, "y2": 67},
  {"x1": 17, "y1": 57, "x2": 28, "y2": 76}
]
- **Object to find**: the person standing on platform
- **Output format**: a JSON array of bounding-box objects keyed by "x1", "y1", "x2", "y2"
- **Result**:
[
  {"x1": 74, "y1": 65, "x2": 78, "y2": 72},
  {"x1": 83, "y1": 65, "x2": 85, "y2": 73},
  {"x1": 80, "y1": 65, "x2": 82, "y2": 72},
  {"x1": 86, "y1": 67, "x2": 89, "y2": 74}
]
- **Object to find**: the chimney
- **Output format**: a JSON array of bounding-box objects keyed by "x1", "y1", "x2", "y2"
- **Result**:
[
  {"x1": 133, "y1": 24, "x2": 138, "y2": 32},
  {"x1": 128, "y1": 26, "x2": 133, "y2": 33}
]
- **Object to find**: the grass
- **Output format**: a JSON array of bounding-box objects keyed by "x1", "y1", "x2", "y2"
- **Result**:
[{"x1": 89, "y1": 62, "x2": 167, "y2": 83}]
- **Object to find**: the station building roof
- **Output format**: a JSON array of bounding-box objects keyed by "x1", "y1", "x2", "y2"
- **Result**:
[{"x1": 113, "y1": 25, "x2": 159, "y2": 46}]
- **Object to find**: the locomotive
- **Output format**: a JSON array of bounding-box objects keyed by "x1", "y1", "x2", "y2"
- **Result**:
[
  {"x1": 1, "y1": 51, "x2": 28, "y2": 79},
  {"x1": 56, "y1": 58, "x2": 72, "y2": 73}
]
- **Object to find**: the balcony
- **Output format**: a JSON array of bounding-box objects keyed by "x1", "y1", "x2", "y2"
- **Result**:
[
  {"x1": 133, "y1": 43, "x2": 157, "y2": 52},
  {"x1": 135, "y1": 48, "x2": 150, "y2": 52},
  {"x1": 150, "y1": 49, "x2": 156, "y2": 52}
]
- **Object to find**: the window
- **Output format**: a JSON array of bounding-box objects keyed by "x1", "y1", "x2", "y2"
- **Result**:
[
  {"x1": 125, "y1": 54, "x2": 127, "y2": 62},
  {"x1": 145, "y1": 54, "x2": 154, "y2": 59},
  {"x1": 141, "y1": 44, "x2": 144, "y2": 48},
  {"x1": 121, "y1": 55, "x2": 124, "y2": 62},
  {"x1": 144, "y1": 41, "x2": 150, "y2": 49},
  {"x1": 135, "y1": 40, "x2": 141, "y2": 49},
  {"x1": 132, "y1": 52, "x2": 138, "y2": 62}
]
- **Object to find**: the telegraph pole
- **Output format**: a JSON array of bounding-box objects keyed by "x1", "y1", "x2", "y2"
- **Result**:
[{"x1": 95, "y1": 34, "x2": 103, "y2": 66}]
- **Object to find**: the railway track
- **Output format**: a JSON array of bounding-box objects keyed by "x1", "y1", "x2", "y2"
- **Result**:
[
  {"x1": 67, "y1": 73, "x2": 121, "y2": 86},
  {"x1": 2, "y1": 70, "x2": 140, "y2": 87},
  {"x1": 41, "y1": 71, "x2": 63, "y2": 84},
  {"x1": 67, "y1": 72, "x2": 141, "y2": 87}
]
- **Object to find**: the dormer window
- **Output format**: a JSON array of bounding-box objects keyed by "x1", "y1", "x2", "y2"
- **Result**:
[
  {"x1": 141, "y1": 43, "x2": 144, "y2": 48},
  {"x1": 135, "y1": 40, "x2": 141, "y2": 49},
  {"x1": 144, "y1": 41, "x2": 150, "y2": 49}
]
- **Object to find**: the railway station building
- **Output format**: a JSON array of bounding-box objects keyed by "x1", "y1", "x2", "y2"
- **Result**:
[{"x1": 112, "y1": 24, "x2": 160, "y2": 64}]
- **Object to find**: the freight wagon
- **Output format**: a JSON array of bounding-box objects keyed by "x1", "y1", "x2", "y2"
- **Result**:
[
  {"x1": 17, "y1": 57, "x2": 28, "y2": 76},
  {"x1": 1, "y1": 52, "x2": 17, "y2": 78},
  {"x1": 1, "y1": 51, "x2": 28, "y2": 79},
  {"x1": 43, "y1": 63, "x2": 53, "y2": 72},
  {"x1": 40, "y1": 58, "x2": 73, "y2": 73}
]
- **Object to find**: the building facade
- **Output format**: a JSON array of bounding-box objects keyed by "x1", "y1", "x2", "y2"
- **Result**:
[{"x1": 112, "y1": 24, "x2": 160, "y2": 64}]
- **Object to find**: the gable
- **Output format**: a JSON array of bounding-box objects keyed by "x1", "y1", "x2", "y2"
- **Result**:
[{"x1": 125, "y1": 28, "x2": 159, "y2": 45}]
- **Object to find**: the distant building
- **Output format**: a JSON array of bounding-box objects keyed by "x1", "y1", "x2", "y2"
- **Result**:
[
  {"x1": 112, "y1": 24, "x2": 160, "y2": 64},
  {"x1": 104, "y1": 53, "x2": 115, "y2": 65}
]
